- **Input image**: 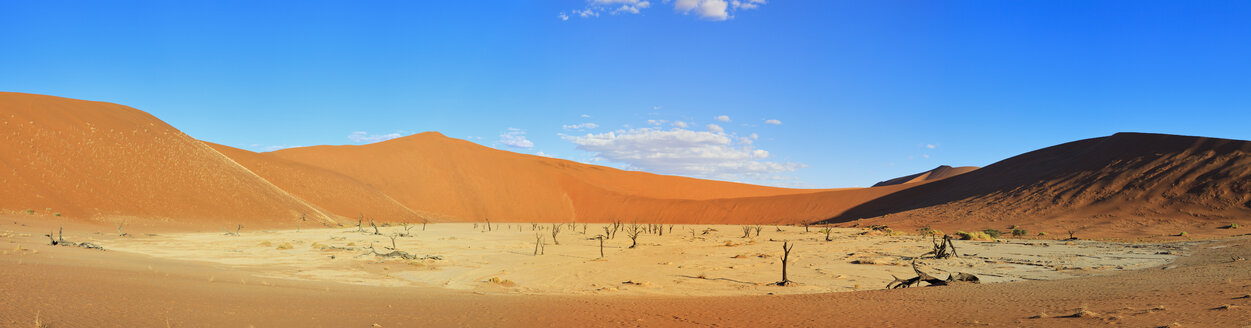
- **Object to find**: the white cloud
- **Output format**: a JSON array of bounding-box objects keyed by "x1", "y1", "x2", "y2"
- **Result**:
[
  {"x1": 581, "y1": 114, "x2": 591, "y2": 118},
  {"x1": 562, "y1": 127, "x2": 804, "y2": 181},
  {"x1": 706, "y1": 123, "x2": 724, "y2": 133},
  {"x1": 671, "y1": 121, "x2": 689, "y2": 128},
  {"x1": 731, "y1": 0, "x2": 766, "y2": 10},
  {"x1": 566, "y1": 0, "x2": 651, "y2": 18},
  {"x1": 764, "y1": 119, "x2": 782, "y2": 125},
  {"x1": 498, "y1": 129, "x2": 535, "y2": 149},
  {"x1": 536, "y1": 151, "x2": 553, "y2": 157},
  {"x1": 750, "y1": 133, "x2": 759, "y2": 139},
  {"x1": 652, "y1": 105, "x2": 661, "y2": 110},
  {"x1": 675, "y1": 0, "x2": 729, "y2": 20},
  {"x1": 926, "y1": 144, "x2": 938, "y2": 149},
  {"x1": 562, "y1": 122, "x2": 600, "y2": 130},
  {"x1": 715, "y1": 115, "x2": 731, "y2": 122},
  {"x1": 558, "y1": 12, "x2": 570, "y2": 21},
  {"x1": 567, "y1": 0, "x2": 762, "y2": 21},
  {"x1": 647, "y1": 119, "x2": 668, "y2": 126},
  {"x1": 348, "y1": 131, "x2": 403, "y2": 143}
]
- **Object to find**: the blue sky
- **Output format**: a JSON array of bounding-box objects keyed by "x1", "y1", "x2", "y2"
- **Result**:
[{"x1": 2, "y1": 1, "x2": 1249, "y2": 188}]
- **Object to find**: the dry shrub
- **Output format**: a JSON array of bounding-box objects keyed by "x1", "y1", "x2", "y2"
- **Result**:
[{"x1": 486, "y1": 277, "x2": 517, "y2": 287}]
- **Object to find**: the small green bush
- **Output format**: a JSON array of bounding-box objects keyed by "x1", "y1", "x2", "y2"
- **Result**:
[
  {"x1": 25, "y1": 209, "x2": 35, "y2": 215},
  {"x1": 955, "y1": 231, "x2": 994, "y2": 241},
  {"x1": 982, "y1": 229, "x2": 1003, "y2": 239},
  {"x1": 1037, "y1": 232, "x2": 1047, "y2": 236},
  {"x1": 1177, "y1": 231, "x2": 1188, "y2": 237},
  {"x1": 1227, "y1": 223, "x2": 1240, "y2": 229},
  {"x1": 1011, "y1": 228, "x2": 1027, "y2": 237},
  {"x1": 53, "y1": 212, "x2": 61, "y2": 217}
]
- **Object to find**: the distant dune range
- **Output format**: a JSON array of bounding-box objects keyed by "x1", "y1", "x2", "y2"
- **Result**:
[{"x1": 4, "y1": 92, "x2": 1250, "y2": 235}]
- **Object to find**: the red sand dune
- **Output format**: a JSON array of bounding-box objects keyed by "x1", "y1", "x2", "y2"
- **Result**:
[
  {"x1": 0, "y1": 92, "x2": 335, "y2": 226},
  {"x1": 831, "y1": 133, "x2": 1251, "y2": 239},
  {"x1": 5, "y1": 92, "x2": 1251, "y2": 237},
  {"x1": 871, "y1": 165, "x2": 979, "y2": 187},
  {"x1": 227, "y1": 131, "x2": 917, "y2": 224}
]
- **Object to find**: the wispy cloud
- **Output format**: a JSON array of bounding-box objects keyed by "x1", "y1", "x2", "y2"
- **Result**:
[
  {"x1": 715, "y1": 115, "x2": 731, "y2": 122},
  {"x1": 347, "y1": 131, "x2": 403, "y2": 143},
  {"x1": 706, "y1": 123, "x2": 724, "y2": 133},
  {"x1": 562, "y1": 122, "x2": 600, "y2": 130},
  {"x1": 563, "y1": 0, "x2": 764, "y2": 21},
  {"x1": 498, "y1": 128, "x2": 535, "y2": 149},
  {"x1": 764, "y1": 119, "x2": 782, "y2": 125},
  {"x1": 562, "y1": 126, "x2": 803, "y2": 181}
]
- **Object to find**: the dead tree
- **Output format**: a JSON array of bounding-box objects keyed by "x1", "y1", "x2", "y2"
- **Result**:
[
  {"x1": 534, "y1": 233, "x2": 545, "y2": 255},
  {"x1": 485, "y1": 218, "x2": 492, "y2": 232},
  {"x1": 625, "y1": 223, "x2": 643, "y2": 248},
  {"x1": 551, "y1": 224, "x2": 562, "y2": 245},
  {"x1": 531, "y1": 223, "x2": 539, "y2": 231},
  {"x1": 803, "y1": 221, "x2": 810, "y2": 232},
  {"x1": 46, "y1": 227, "x2": 105, "y2": 250},
  {"x1": 370, "y1": 218, "x2": 381, "y2": 235},
  {"x1": 921, "y1": 234, "x2": 958, "y2": 259},
  {"x1": 355, "y1": 214, "x2": 365, "y2": 232},
  {"x1": 595, "y1": 235, "x2": 606, "y2": 258},
  {"x1": 399, "y1": 221, "x2": 415, "y2": 237},
  {"x1": 886, "y1": 259, "x2": 980, "y2": 289},
  {"x1": 296, "y1": 214, "x2": 306, "y2": 232},
  {"x1": 386, "y1": 233, "x2": 399, "y2": 250},
  {"x1": 742, "y1": 226, "x2": 753, "y2": 238},
  {"x1": 611, "y1": 220, "x2": 622, "y2": 239},
  {"x1": 824, "y1": 224, "x2": 833, "y2": 241},
  {"x1": 668, "y1": 224, "x2": 674, "y2": 234},
  {"x1": 753, "y1": 225, "x2": 763, "y2": 237},
  {"x1": 47, "y1": 226, "x2": 65, "y2": 245},
  {"x1": 776, "y1": 241, "x2": 795, "y2": 286},
  {"x1": 223, "y1": 224, "x2": 242, "y2": 236},
  {"x1": 422, "y1": 218, "x2": 429, "y2": 231},
  {"x1": 116, "y1": 219, "x2": 129, "y2": 237}
]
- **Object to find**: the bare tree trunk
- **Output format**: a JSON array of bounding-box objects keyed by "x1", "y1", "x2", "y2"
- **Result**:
[{"x1": 777, "y1": 241, "x2": 795, "y2": 286}]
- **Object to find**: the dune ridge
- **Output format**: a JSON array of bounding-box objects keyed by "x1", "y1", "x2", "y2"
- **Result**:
[{"x1": 5, "y1": 92, "x2": 1251, "y2": 236}]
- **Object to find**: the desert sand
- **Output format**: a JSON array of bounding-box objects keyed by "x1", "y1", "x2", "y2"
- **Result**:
[
  {"x1": 99, "y1": 223, "x2": 1177, "y2": 296},
  {"x1": 3, "y1": 215, "x2": 1250, "y2": 327}
]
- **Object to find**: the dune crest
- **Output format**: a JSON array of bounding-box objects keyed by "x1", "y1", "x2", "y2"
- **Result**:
[{"x1": 0, "y1": 92, "x2": 334, "y2": 226}]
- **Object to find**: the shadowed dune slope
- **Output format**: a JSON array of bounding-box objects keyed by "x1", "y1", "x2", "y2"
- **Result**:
[
  {"x1": 830, "y1": 133, "x2": 1251, "y2": 236},
  {"x1": 871, "y1": 165, "x2": 979, "y2": 187},
  {"x1": 0, "y1": 92, "x2": 335, "y2": 225}
]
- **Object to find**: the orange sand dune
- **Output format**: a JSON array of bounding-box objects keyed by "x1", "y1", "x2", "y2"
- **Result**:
[
  {"x1": 831, "y1": 132, "x2": 1251, "y2": 239},
  {"x1": 235, "y1": 132, "x2": 911, "y2": 224},
  {"x1": 7, "y1": 93, "x2": 1250, "y2": 235},
  {"x1": 0, "y1": 92, "x2": 335, "y2": 226},
  {"x1": 871, "y1": 165, "x2": 979, "y2": 187}
]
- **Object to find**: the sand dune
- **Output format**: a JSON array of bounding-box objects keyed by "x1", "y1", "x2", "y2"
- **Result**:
[
  {"x1": 0, "y1": 92, "x2": 335, "y2": 226},
  {"x1": 237, "y1": 132, "x2": 917, "y2": 224},
  {"x1": 833, "y1": 133, "x2": 1251, "y2": 239},
  {"x1": 871, "y1": 165, "x2": 979, "y2": 187},
  {"x1": 5, "y1": 93, "x2": 1250, "y2": 238}
]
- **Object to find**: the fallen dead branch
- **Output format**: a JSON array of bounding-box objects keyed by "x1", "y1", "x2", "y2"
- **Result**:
[
  {"x1": 886, "y1": 259, "x2": 979, "y2": 289},
  {"x1": 45, "y1": 226, "x2": 105, "y2": 251}
]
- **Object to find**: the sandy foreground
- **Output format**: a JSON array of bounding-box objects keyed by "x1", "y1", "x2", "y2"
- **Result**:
[
  {"x1": 2, "y1": 216, "x2": 1251, "y2": 327},
  {"x1": 101, "y1": 223, "x2": 1179, "y2": 296}
]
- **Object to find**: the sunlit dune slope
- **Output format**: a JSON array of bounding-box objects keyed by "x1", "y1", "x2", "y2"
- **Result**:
[
  {"x1": 830, "y1": 133, "x2": 1251, "y2": 237},
  {"x1": 253, "y1": 133, "x2": 903, "y2": 223},
  {"x1": 0, "y1": 92, "x2": 334, "y2": 225},
  {"x1": 871, "y1": 165, "x2": 979, "y2": 187}
]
